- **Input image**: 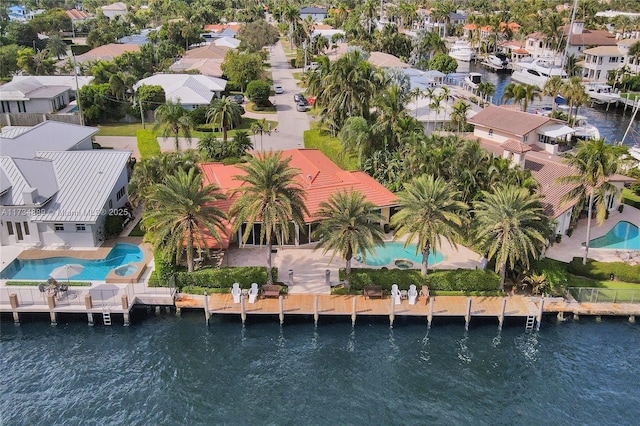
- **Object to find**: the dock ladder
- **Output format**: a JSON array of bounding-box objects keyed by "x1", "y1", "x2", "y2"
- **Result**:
[
  {"x1": 102, "y1": 306, "x2": 112, "y2": 326},
  {"x1": 525, "y1": 315, "x2": 536, "y2": 330}
]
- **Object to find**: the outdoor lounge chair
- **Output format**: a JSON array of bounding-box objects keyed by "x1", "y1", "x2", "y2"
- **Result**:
[
  {"x1": 407, "y1": 284, "x2": 418, "y2": 305},
  {"x1": 391, "y1": 284, "x2": 401, "y2": 305},
  {"x1": 231, "y1": 282, "x2": 241, "y2": 304},
  {"x1": 248, "y1": 283, "x2": 259, "y2": 304},
  {"x1": 420, "y1": 285, "x2": 430, "y2": 304}
]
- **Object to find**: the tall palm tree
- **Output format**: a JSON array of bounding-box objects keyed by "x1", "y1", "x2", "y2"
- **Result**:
[
  {"x1": 206, "y1": 96, "x2": 243, "y2": 144},
  {"x1": 46, "y1": 35, "x2": 68, "y2": 59},
  {"x1": 450, "y1": 99, "x2": 471, "y2": 132},
  {"x1": 556, "y1": 139, "x2": 621, "y2": 264},
  {"x1": 391, "y1": 175, "x2": 467, "y2": 275},
  {"x1": 473, "y1": 185, "x2": 549, "y2": 288},
  {"x1": 312, "y1": 190, "x2": 386, "y2": 281},
  {"x1": 229, "y1": 152, "x2": 309, "y2": 284},
  {"x1": 373, "y1": 84, "x2": 408, "y2": 150},
  {"x1": 154, "y1": 100, "x2": 194, "y2": 151},
  {"x1": 282, "y1": 4, "x2": 300, "y2": 51},
  {"x1": 521, "y1": 84, "x2": 541, "y2": 112},
  {"x1": 628, "y1": 41, "x2": 640, "y2": 74},
  {"x1": 142, "y1": 168, "x2": 227, "y2": 272},
  {"x1": 250, "y1": 118, "x2": 271, "y2": 152},
  {"x1": 543, "y1": 76, "x2": 564, "y2": 114},
  {"x1": 339, "y1": 116, "x2": 373, "y2": 167}
]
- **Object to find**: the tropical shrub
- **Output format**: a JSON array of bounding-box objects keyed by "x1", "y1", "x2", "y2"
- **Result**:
[
  {"x1": 154, "y1": 250, "x2": 177, "y2": 285},
  {"x1": 176, "y1": 267, "x2": 278, "y2": 290},
  {"x1": 568, "y1": 258, "x2": 640, "y2": 283},
  {"x1": 246, "y1": 80, "x2": 271, "y2": 106}
]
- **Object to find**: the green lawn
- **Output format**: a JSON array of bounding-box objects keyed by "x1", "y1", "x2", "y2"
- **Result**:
[
  {"x1": 96, "y1": 118, "x2": 277, "y2": 139},
  {"x1": 303, "y1": 124, "x2": 358, "y2": 171},
  {"x1": 128, "y1": 220, "x2": 145, "y2": 237},
  {"x1": 620, "y1": 92, "x2": 640, "y2": 102},
  {"x1": 622, "y1": 188, "x2": 640, "y2": 209}
]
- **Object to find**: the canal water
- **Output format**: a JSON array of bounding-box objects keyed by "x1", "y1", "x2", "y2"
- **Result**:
[
  {"x1": 456, "y1": 62, "x2": 640, "y2": 147},
  {"x1": 1, "y1": 311, "x2": 638, "y2": 425}
]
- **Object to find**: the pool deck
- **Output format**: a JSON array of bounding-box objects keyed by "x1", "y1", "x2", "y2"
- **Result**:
[{"x1": 545, "y1": 204, "x2": 640, "y2": 263}]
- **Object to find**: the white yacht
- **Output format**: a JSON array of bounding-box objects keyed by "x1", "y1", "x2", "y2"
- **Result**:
[
  {"x1": 511, "y1": 57, "x2": 567, "y2": 89},
  {"x1": 572, "y1": 115, "x2": 601, "y2": 140},
  {"x1": 449, "y1": 40, "x2": 475, "y2": 62},
  {"x1": 464, "y1": 72, "x2": 482, "y2": 90},
  {"x1": 484, "y1": 53, "x2": 511, "y2": 71},
  {"x1": 585, "y1": 83, "x2": 621, "y2": 105}
]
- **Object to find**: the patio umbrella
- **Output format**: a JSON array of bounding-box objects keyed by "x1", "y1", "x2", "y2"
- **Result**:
[{"x1": 49, "y1": 264, "x2": 84, "y2": 282}]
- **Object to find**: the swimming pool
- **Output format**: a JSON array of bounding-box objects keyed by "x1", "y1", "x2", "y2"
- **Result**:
[
  {"x1": 585, "y1": 221, "x2": 640, "y2": 250},
  {"x1": 357, "y1": 242, "x2": 444, "y2": 267},
  {"x1": 0, "y1": 243, "x2": 143, "y2": 280}
]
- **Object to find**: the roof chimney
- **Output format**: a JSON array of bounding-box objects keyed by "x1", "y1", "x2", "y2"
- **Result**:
[
  {"x1": 22, "y1": 187, "x2": 38, "y2": 205},
  {"x1": 572, "y1": 20, "x2": 584, "y2": 35}
]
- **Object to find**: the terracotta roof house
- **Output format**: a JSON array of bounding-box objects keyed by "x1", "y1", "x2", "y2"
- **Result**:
[
  {"x1": 0, "y1": 122, "x2": 131, "y2": 248},
  {"x1": 169, "y1": 44, "x2": 230, "y2": 77},
  {"x1": 198, "y1": 149, "x2": 397, "y2": 248},
  {"x1": 367, "y1": 51, "x2": 410, "y2": 68},
  {"x1": 101, "y1": 2, "x2": 127, "y2": 20},
  {"x1": 74, "y1": 44, "x2": 140, "y2": 65},
  {"x1": 467, "y1": 105, "x2": 631, "y2": 235},
  {"x1": 66, "y1": 8, "x2": 92, "y2": 22}
]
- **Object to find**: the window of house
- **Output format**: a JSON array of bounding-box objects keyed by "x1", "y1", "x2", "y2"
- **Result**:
[
  {"x1": 116, "y1": 186, "x2": 126, "y2": 201},
  {"x1": 23, "y1": 222, "x2": 29, "y2": 235},
  {"x1": 1, "y1": 101, "x2": 10, "y2": 113},
  {"x1": 17, "y1": 101, "x2": 26, "y2": 112},
  {"x1": 523, "y1": 135, "x2": 528, "y2": 143},
  {"x1": 109, "y1": 199, "x2": 113, "y2": 209},
  {"x1": 76, "y1": 224, "x2": 86, "y2": 232},
  {"x1": 54, "y1": 223, "x2": 64, "y2": 231},
  {"x1": 7, "y1": 221, "x2": 14, "y2": 235}
]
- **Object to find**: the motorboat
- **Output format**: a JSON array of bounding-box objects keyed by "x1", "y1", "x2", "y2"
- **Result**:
[
  {"x1": 630, "y1": 144, "x2": 640, "y2": 162},
  {"x1": 449, "y1": 40, "x2": 475, "y2": 62},
  {"x1": 483, "y1": 53, "x2": 511, "y2": 71},
  {"x1": 511, "y1": 57, "x2": 567, "y2": 89},
  {"x1": 572, "y1": 115, "x2": 601, "y2": 140},
  {"x1": 464, "y1": 72, "x2": 482, "y2": 90},
  {"x1": 585, "y1": 83, "x2": 621, "y2": 105}
]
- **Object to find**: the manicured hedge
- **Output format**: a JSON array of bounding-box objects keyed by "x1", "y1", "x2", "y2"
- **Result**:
[
  {"x1": 622, "y1": 189, "x2": 640, "y2": 209},
  {"x1": 136, "y1": 129, "x2": 161, "y2": 158},
  {"x1": 338, "y1": 268, "x2": 501, "y2": 293},
  {"x1": 176, "y1": 267, "x2": 278, "y2": 290},
  {"x1": 568, "y1": 258, "x2": 640, "y2": 283}
]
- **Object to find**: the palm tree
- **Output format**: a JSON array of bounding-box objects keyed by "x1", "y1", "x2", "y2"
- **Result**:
[
  {"x1": 312, "y1": 190, "x2": 386, "y2": 281},
  {"x1": 339, "y1": 116, "x2": 373, "y2": 167},
  {"x1": 206, "y1": 96, "x2": 243, "y2": 144},
  {"x1": 142, "y1": 168, "x2": 227, "y2": 273},
  {"x1": 629, "y1": 41, "x2": 640, "y2": 74},
  {"x1": 391, "y1": 175, "x2": 467, "y2": 275},
  {"x1": 429, "y1": 93, "x2": 445, "y2": 131},
  {"x1": 477, "y1": 82, "x2": 496, "y2": 104},
  {"x1": 46, "y1": 35, "x2": 68, "y2": 60},
  {"x1": 473, "y1": 185, "x2": 549, "y2": 288},
  {"x1": 229, "y1": 152, "x2": 309, "y2": 284},
  {"x1": 450, "y1": 99, "x2": 471, "y2": 132},
  {"x1": 501, "y1": 82, "x2": 517, "y2": 105},
  {"x1": 282, "y1": 4, "x2": 300, "y2": 51},
  {"x1": 521, "y1": 84, "x2": 541, "y2": 112},
  {"x1": 250, "y1": 118, "x2": 271, "y2": 152},
  {"x1": 373, "y1": 84, "x2": 408, "y2": 150},
  {"x1": 154, "y1": 100, "x2": 194, "y2": 151},
  {"x1": 556, "y1": 139, "x2": 621, "y2": 265},
  {"x1": 543, "y1": 76, "x2": 564, "y2": 114}
]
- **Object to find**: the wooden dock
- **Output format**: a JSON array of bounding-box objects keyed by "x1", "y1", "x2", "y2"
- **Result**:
[{"x1": 176, "y1": 294, "x2": 540, "y2": 329}]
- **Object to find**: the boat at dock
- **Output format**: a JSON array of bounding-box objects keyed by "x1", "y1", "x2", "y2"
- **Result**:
[
  {"x1": 511, "y1": 56, "x2": 567, "y2": 89},
  {"x1": 573, "y1": 115, "x2": 601, "y2": 140},
  {"x1": 449, "y1": 40, "x2": 475, "y2": 62},
  {"x1": 585, "y1": 83, "x2": 621, "y2": 105},
  {"x1": 481, "y1": 53, "x2": 512, "y2": 72},
  {"x1": 464, "y1": 72, "x2": 482, "y2": 90}
]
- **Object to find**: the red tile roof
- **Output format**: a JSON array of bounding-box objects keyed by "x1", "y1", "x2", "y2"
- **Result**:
[
  {"x1": 203, "y1": 23, "x2": 241, "y2": 33},
  {"x1": 561, "y1": 25, "x2": 617, "y2": 46},
  {"x1": 199, "y1": 149, "x2": 397, "y2": 248},
  {"x1": 66, "y1": 9, "x2": 90, "y2": 20},
  {"x1": 502, "y1": 139, "x2": 532, "y2": 154}
]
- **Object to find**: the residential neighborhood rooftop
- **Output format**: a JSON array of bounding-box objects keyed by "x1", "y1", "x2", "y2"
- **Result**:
[{"x1": 0, "y1": 121, "x2": 99, "y2": 158}]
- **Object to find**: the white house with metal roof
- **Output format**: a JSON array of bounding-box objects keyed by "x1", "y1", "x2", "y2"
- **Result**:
[
  {"x1": 0, "y1": 122, "x2": 131, "y2": 248},
  {"x1": 133, "y1": 74, "x2": 227, "y2": 109},
  {"x1": 0, "y1": 76, "x2": 94, "y2": 114},
  {"x1": 300, "y1": 7, "x2": 328, "y2": 22}
]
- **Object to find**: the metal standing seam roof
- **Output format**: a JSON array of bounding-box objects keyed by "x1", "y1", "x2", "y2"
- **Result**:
[
  {"x1": 0, "y1": 121, "x2": 98, "y2": 158},
  {"x1": 0, "y1": 156, "x2": 58, "y2": 206},
  {"x1": 30, "y1": 151, "x2": 131, "y2": 223},
  {"x1": 134, "y1": 74, "x2": 227, "y2": 105}
]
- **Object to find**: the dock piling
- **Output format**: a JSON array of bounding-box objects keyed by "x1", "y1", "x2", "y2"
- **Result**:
[
  {"x1": 279, "y1": 295, "x2": 284, "y2": 325},
  {"x1": 465, "y1": 297, "x2": 472, "y2": 330},
  {"x1": 87, "y1": 312, "x2": 94, "y2": 326},
  {"x1": 240, "y1": 295, "x2": 246, "y2": 324},
  {"x1": 314, "y1": 296, "x2": 319, "y2": 325},
  {"x1": 203, "y1": 290, "x2": 210, "y2": 325},
  {"x1": 9, "y1": 294, "x2": 19, "y2": 324},
  {"x1": 351, "y1": 296, "x2": 357, "y2": 327},
  {"x1": 389, "y1": 297, "x2": 395, "y2": 327},
  {"x1": 629, "y1": 316, "x2": 635, "y2": 323},
  {"x1": 537, "y1": 297, "x2": 544, "y2": 331},
  {"x1": 498, "y1": 297, "x2": 507, "y2": 329}
]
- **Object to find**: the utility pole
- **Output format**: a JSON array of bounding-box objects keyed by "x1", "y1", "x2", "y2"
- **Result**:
[
  {"x1": 138, "y1": 95, "x2": 145, "y2": 129},
  {"x1": 72, "y1": 52, "x2": 85, "y2": 126}
]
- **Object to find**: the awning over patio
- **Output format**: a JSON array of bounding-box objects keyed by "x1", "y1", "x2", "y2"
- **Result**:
[{"x1": 538, "y1": 124, "x2": 575, "y2": 139}]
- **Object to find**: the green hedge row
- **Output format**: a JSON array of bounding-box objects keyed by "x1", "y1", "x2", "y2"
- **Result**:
[
  {"x1": 338, "y1": 268, "x2": 501, "y2": 293},
  {"x1": 176, "y1": 267, "x2": 278, "y2": 289},
  {"x1": 568, "y1": 258, "x2": 640, "y2": 283},
  {"x1": 136, "y1": 129, "x2": 161, "y2": 158}
]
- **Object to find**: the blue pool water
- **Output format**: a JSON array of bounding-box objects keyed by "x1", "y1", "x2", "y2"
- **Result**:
[
  {"x1": 359, "y1": 241, "x2": 444, "y2": 267},
  {"x1": 68, "y1": 106, "x2": 78, "y2": 113},
  {"x1": 585, "y1": 221, "x2": 640, "y2": 250},
  {"x1": 0, "y1": 243, "x2": 143, "y2": 280}
]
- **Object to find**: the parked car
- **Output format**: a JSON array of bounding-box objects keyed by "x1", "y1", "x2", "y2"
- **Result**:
[
  {"x1": 274, "y1": 85, "x2": 284, "y2": 94},
  {"x1": 304, "y1": 62, "x2": 319, "y2": 71},
  {"x1": 296, "y1": 102, "x2": 307, "y2": 112},
  {"x1": 230, "y1": 94, "x2": 244, "y2": 103},
  {"x1": 293, "y1": 93, "x2": 304, "y2": 103}
]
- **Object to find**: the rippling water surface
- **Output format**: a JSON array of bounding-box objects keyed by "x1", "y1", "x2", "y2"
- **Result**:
[{"x1": 1, "y1": 312, "x2": 639, "y2": 425}]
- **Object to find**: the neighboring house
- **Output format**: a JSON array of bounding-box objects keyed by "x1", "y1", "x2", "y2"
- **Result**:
[
  {"x1": 0, "y1": 76, "x2": 94, "y2": 114},
  {"x1": 581, "y1": 46, "x2": 626, "y2": 83},
  {"x1": 416, "y1": 10, "x2": 466, "y2": 37},
  {"x1": 311, "y1": 24, "x2": 345, "y2": 41},
  {"x1": 101, "y1": 2, "x2": 127, "y2": 20},
  {"x1": 201, "y1": 23, "x2": 241, "y2": 43},
  {"x1": 524, "y1": 21, "x2": 617, "y2": 59},
  {"x1": 66, "y1": 8, "x2": 92, "y2": 23},
  {"x1": 8, "y1": 5, "x2": 43, "y2": 22},
  {"x1": 198, "y1": 149, "x2": 397, "y2": 249},
  {"x1": 367, "y1": 51, "x2": 410, "y2": 68},
  {"x1": 0, "y1": 122, "x2": 131, "y2": 248},
  {"x1": 300, "y1": 7, "x2": 328, "y2": 22},
  {"x1": 133, "y1": 74, "x2": 227, "y2": 109},
  {"x1": 616, "y1": 38, "x2": 640, "y2": 75},
  {"x1": 213, "y1": 37, "x2": 241, "y2": 49},
  {"x1": 74, "y1": 44, "x2": 140, "y2": 65},
  {"x1": 169, "y1": 44, "x2": 230, "y2": 77},
  {"x1": 467, "y1": 106, "x2": 632, "y2": 236}
]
